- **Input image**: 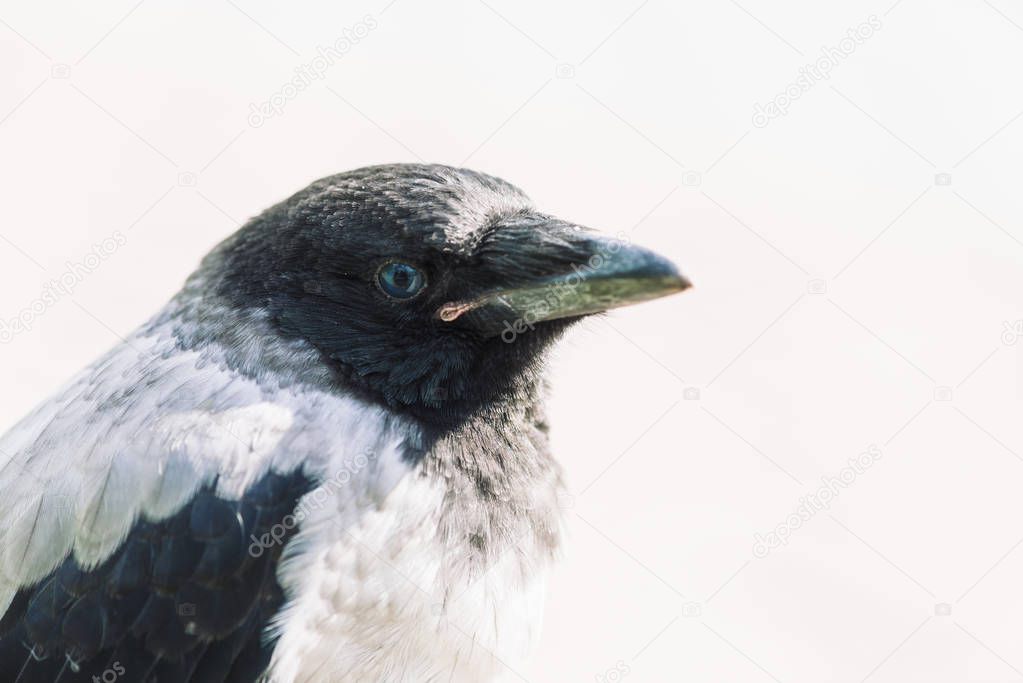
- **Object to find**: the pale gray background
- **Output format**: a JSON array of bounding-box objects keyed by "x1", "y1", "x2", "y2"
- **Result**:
[{"x1": 2, "y1": 1, "x2": 1023, "y2": 681}]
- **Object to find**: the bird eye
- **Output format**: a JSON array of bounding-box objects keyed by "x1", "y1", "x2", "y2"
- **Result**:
[{"x1": 377, "y1": 262, "x2": 426, "y2": 299}]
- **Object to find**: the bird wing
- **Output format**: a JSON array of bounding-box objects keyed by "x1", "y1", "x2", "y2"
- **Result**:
[{"x1": 0, "y1": 321, "x2": 409, "y2": 682}]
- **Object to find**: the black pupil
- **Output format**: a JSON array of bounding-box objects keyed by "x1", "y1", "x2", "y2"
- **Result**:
[
  {"x1": 392, "y1": 267, "x2": 411, "y2": 289},
  {"x1": 381, "y1": 263, "x2": 421, "y2": 298}
]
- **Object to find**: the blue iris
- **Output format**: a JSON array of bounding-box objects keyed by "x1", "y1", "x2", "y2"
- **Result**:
[{"x1": 377, "y1": 262, "x2": 426, "y2": 299}]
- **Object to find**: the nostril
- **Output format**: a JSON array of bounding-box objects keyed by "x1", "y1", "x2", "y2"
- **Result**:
[{"x1": 436, "y1": 299, "x2": 484, "y2": 322}]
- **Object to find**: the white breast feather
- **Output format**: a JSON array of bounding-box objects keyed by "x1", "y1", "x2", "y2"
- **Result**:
[{"x1": 267, "y1": 470, "x2": 548, "y2": 683}]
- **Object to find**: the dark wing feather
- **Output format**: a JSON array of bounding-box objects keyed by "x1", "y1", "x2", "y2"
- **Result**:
[{"x1": 0, "y1": 470, "x2": 313, "y2": 683}]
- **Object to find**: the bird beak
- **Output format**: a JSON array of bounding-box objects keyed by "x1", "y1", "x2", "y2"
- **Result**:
[{"x1": 437, "y1": 230, "x2": 691, "y2": 338}]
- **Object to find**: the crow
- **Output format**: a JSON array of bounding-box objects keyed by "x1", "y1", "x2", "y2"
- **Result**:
[{"x1": 0, "y1": 164, "x2": 689, "y2": 682}]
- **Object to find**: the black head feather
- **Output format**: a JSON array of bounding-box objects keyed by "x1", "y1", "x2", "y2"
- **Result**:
[{"x1": 205, "y1": 165, "x2": 574, "y2": 427}]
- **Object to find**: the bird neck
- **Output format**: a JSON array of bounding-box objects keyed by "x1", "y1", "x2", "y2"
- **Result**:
[{"x1": 410, "y1": 389, "x2": 563, "y2": 564}]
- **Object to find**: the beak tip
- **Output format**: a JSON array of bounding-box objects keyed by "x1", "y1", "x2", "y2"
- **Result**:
[{"x1": 638, "y1": 252, "x2": 691, "y2": 296}]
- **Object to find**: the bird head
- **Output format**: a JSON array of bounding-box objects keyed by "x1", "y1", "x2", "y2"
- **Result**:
[{"x1": 205, "y1": 164, "x2": 689, "y2": 428}]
